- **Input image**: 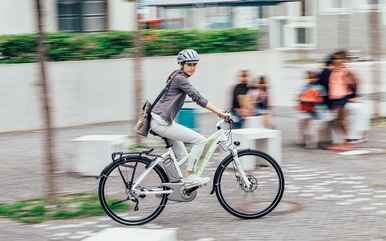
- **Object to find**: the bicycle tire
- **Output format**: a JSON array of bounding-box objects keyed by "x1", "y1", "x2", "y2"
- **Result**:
[
  {"x1": 98, "y1": 156, "x2": 169, "y2": 225},
  {"x1": 214, "y1": 149, "x2": 285, "y2": 219}
]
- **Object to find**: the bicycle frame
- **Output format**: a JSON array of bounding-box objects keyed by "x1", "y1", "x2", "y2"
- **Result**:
[{"x1": 131, "y1": 119, "x2": 252, "y2": 196}]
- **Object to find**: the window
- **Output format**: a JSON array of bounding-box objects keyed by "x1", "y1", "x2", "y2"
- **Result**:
[
  {"x1": 58, "y1": 0, "x2": 107, "y2": 33},
  {"x1": 207, "y1": 6, "x2": 232, "y2": 29},
  {"x1": 296, "y1": 28, "x2": 306, "y2": 44},
  {"x1": 318, "y1": 0, "x2": 348, "y2": 14},
  {"x1": 332, "y1": 0, "x2": 344, "y2": 8},
  {"x1": 279, "y1": 20, "x2": 287, "y2": 48}
]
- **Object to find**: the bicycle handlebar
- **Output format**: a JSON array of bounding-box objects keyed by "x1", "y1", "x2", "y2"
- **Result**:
[{"x1": 216, "y1": 115, "x2": 233, "y2": 128}]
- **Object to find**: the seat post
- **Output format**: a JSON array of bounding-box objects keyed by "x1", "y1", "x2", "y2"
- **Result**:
[{"x1": 162, "y1": 137, "x2": 172, "y2": 149}]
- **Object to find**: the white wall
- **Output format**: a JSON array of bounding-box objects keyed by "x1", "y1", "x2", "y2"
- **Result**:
[
  {"x1": 2, "y1": 51, "x2": 384, "y2": 133},
  {"x1": 0, "y1": 51, "x2": 281, "y2": 132}
]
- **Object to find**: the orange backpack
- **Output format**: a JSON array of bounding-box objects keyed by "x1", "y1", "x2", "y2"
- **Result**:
[{"x1": 298, "y1": 87, "x2": 323, "y2": 112}]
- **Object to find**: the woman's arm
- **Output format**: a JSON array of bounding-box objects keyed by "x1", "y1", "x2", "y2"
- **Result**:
[{"x1": 205, "y1": 101, "x2": 230, "y2": 119}]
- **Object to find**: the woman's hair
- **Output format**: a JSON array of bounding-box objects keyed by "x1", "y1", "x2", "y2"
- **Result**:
[
  {"x1": 166, "y1": 70, "x2": 179, "y2": 82},
  {"x1": 306, "y1": 71, "x2": 319, "y2": 80},
  {"x1": 331, "y1": 50, "x2": 348, "y2": 61},
  {"x1": 258, "y1": 76, "x2": 267, "y2": 84},
  {"x1": 257, "y1": 76, "x2": 268, "y2": 91},
  {"x1": 325, "y1": 55, "x2": 333, "y2": 66}
]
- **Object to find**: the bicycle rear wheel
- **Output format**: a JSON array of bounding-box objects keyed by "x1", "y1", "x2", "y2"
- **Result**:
[
  {"x1": 98, "y1": 156, "x2": 169, "y2": 225},
  {"x1": 214, "y1": 149, "x2": 284, "y2": 219}
]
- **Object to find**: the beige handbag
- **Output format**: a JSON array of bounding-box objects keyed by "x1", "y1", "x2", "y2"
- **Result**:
[
  {"x1": 133, "y1": 73, "x2": 178, "y2": 136},
  {"x1": 133, "y1": 100, "x2": 152, "y2": 136}
]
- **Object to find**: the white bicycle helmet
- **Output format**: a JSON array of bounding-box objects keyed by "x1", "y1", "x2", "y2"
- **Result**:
[{"x1": 177, "y1": 49, "x2": 200, "y2": 64}]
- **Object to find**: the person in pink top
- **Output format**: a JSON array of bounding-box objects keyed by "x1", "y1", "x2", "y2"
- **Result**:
[
  {"x1": 326, "y1": 51, "x2": 357, "y2": 151},
  {"x1": 246, "y1": 76, "x2": 274, "y2": 128}
]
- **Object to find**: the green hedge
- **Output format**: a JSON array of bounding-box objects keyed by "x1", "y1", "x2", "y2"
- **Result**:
[{"x1": 0, "y1": 29, "x2": 263, "y2": 64}]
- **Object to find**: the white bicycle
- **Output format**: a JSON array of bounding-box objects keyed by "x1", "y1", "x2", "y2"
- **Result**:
[{"x1": 97, "y1": 117, "x2": 285, "y2": 225}]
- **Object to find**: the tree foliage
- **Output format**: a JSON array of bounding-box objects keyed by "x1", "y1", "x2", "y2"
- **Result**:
[{"x1": 0, "y1": 29, "x2": 264, "y2": 63}]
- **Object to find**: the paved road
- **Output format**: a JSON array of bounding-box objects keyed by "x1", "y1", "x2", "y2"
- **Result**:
[{"x1": 1, "y1": 107, "x2": 386, "y2": 241}]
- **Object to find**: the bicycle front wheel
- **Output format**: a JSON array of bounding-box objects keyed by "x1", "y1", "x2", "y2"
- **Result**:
[
  {"x1": 214, "y1": 149, "x2": 284, "y2": 219},
  {"x1": 98, "y1": 156, "x2": 169, "y2": 225}
]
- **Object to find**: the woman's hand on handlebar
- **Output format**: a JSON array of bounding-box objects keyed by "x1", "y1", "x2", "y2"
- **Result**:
[
  {"x1": 218, "y1": 111, "x2": 232, "y2": 122},
  {"x1": 204, "y1": 102, "x2": 232, "y2": 122}
]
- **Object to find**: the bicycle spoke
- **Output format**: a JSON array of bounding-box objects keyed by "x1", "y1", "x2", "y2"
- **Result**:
[
  {"x1": 215, "y1": 150, "x2": 284, "y2": 219},
  {"x1": 98, "y1": 157, "x2": 168, "y2": 225}
]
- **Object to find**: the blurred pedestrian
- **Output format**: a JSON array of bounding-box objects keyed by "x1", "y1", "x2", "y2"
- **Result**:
[
  {"x1": 150, "y1": 49, "x2": 231, "y2": 188},
  {"x1": 247, "y1": 76, "x2": 274, "y2": 128},
  {"x1": 296, "y1": 71, "x2": 330, "y2": 147},
  {"x1": 231, "y1": 70, "x2": 251, "y2": 128},
  {"x1": 325, "y1": 51, "x2": 357, "y2": 151},
  {"x1": 318, "y1": 54, "x2": 334, "y2": 109},
  {"x1": 344, "y1": 70, "x2": 369, "y2": 144}
]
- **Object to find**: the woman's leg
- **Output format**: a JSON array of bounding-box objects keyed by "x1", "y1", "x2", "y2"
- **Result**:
[
  {"x1": 168, "y1": 139, "x2": 188, "y2": 161},
  {"x1": 150, "y1": 120, "x2": 206, "y2": 173}
]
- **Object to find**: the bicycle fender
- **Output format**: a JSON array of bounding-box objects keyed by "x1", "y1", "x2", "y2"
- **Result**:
[{"x1": 210, "y1": 148, "x2": 251, "y2": 194}]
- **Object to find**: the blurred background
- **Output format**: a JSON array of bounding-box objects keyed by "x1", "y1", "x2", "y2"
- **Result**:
[
  {"x1": 0, "y1": 0, "x2": 385, "y2": 132},
  {"x1": 0, "y1": 1, "x2": 386, "y2": 240}
]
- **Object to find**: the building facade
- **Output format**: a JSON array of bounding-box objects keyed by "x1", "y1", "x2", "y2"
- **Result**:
[
  {"x1": 150, "y1": 0, "x2": 386, "y2": 57},
  {"x1": 0, "y1": 0, "x2": 136, "y2": 34},
  {"x1": 1, "y1": 0, "x2": 385, "y2": 58}
]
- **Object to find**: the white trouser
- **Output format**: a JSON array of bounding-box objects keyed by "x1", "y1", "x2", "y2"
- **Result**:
[
  {"x1": 345, "y1": 102, "x2": 369, "y2": 140},
  {"x1": 150, "y1": 113, "x2": 206, "y2": 172}
]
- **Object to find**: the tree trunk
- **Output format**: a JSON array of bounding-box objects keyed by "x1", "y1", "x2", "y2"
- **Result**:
[
  {"x1": 133, "y1": 0, "x2": 144, "y2": 144},
  {"x1": 35, "y1": 0, "x2": 58, "y2": 205},
  {"x1": 369, "y1": 0, "x2": 381, "y2": 119}
]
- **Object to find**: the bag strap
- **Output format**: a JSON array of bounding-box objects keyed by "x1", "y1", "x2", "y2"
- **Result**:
[{"x1": 147, "y1": 72, "x2": 178, "y2": 114}]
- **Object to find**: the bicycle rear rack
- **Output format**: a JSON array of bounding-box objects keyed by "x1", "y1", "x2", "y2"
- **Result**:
[{"x1": 111, "y1": 148, "x2": 161, "y2": 162}]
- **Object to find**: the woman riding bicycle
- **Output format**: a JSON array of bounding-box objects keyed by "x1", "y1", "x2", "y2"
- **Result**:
[{"x1": 150, "y1": 49, "x2": 231, "y2": 188}]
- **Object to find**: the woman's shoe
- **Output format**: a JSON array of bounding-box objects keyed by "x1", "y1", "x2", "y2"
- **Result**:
[{"x1": 183, "y1": 174, "x2": 210, "y2": 188}]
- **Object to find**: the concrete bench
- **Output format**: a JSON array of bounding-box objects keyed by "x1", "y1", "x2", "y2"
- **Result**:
[
  {"x1": 72, "y1": 135, "x2": 130, "y2": 176},
  {"x1": 243, "y1": 116, "x2": 264, "y2": 128},
  {"x1": 83, "y1": 227, "x2": 177, "y2": 241},
  {"x1": 232, "y1": 128, "x2": 282, "y2": 170},
  {"x1": 298, "y1": 100, "x2": 372, "y2": 148}
]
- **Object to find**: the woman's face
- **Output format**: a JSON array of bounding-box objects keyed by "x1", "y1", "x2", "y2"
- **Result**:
[{"x1": 182, "y1": 63, "x2": 197, "y2": 76}]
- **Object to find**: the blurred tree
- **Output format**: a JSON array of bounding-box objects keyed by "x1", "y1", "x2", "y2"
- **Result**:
[
  {"x1": 35, "y1": 0, "x2": 58, "y2": 205},
  {"x1": 133, "y1": 0, "x2": 144, "y2": 144},
  {"x1": 369, "y1": 0, "x2": 381, "y2": 119}
]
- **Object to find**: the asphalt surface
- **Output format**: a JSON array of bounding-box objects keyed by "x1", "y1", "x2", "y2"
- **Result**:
[{"x1": 1, "y1": 107, "x2": 386, "y2": 241}]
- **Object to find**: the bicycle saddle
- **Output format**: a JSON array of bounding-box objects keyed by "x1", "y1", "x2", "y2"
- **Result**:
[{"x1": 149, "y1": 130, "x2": 160, "y2": 137}]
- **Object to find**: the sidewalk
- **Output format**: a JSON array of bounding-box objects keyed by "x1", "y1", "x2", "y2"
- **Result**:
[{"x1": 1, "y1": 107, "x2": 386, "y2": 241}]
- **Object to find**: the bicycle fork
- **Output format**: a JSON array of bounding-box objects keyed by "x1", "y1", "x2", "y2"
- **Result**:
[{"x1": 229, "y1": 148, "x2": 253, "y2": 188}]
